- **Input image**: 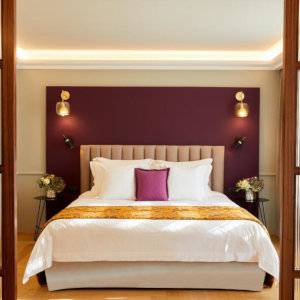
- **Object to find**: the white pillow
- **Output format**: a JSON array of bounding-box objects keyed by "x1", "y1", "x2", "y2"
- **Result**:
[
  {"x1": 90, "y1": 161, "x2": 104, "y2": 194},
  {"x1": 90, "y1": 158, "x2": 152, "y2": 200},
  {"x1": 167, "y1": 164, "x2": 212, "y2": 200},
  {"x1": 151, "y1": 158, "x2": 212, "y2": 169},
  {"x1": 150, "y1": 158, "x2": 213, "y2": 195}
]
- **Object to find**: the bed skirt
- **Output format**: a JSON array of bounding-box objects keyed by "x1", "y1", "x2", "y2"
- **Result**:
[{"x1": 45, "y1": 261, "x2": 266, "y2": 291}]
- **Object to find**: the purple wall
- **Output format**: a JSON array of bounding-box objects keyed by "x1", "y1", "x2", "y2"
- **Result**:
[{"x1": 46, "y1": 86, "x2": 259, "y2": 196}]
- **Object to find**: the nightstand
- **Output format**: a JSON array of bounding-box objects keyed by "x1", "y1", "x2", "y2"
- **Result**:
[
  {"x1": 232, "y1": 197, "x2": 269, "y2": 226},
  {"x1": 34, "y1": 190, "x2": 79, "y2": 240},
  {"x1": 34, "y1": 196, "x2": 57, "y2": 240},
  {"x1": 234, "y1": 198, "x2": 259, "y2": 218},
  {"x1": 257, "y1": 198, "x2": 270, "y2": 226},
  {"x1": 45, "y1": 190, "x2": 79, "y2": 220}
]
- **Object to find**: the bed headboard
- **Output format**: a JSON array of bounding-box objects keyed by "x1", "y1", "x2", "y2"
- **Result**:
[{"x1": 80, "y1": 145, "x2": 225, "y2": 194}]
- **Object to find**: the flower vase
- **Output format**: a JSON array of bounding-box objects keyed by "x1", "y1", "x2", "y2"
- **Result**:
[
  {"x1": 46, "y1": 189, "x2": 56, "y2": 199},
  {"x1": 245, "y1": 190, "x2": 255, "y2": 202}
]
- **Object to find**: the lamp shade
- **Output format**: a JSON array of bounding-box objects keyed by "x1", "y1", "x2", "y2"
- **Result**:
[
  {"x1": 235, "y1": 102, "x2": 249, "y2": 118},
  {"x1": 56, "y1": 101, "x2": 70, "y2": 117}
]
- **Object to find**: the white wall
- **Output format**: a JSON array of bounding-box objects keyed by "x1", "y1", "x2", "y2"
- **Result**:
[{"x1": 16, "y1": 69, "x2": 281, "y2": 235}]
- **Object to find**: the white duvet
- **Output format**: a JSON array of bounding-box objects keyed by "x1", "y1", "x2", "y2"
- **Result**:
[{"x1": 23, "y1": 191, "x2": 279, "y2": 284}]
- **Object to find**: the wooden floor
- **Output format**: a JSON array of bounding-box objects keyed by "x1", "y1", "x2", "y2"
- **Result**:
[{"x1": 13, "y1": 233, "x2": 279, "y2": 300}]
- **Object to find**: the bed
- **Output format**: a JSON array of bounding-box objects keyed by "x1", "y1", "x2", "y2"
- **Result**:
[{"x1": 23, "y1": 145, "x2": 279, "y2": 291}]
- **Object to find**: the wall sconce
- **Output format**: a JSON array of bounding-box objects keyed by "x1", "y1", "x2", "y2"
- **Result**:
[
  {"x1": 234, "y1": 91, "x2": 249, "y2": 118},
  {"x1": 63, "y1": 135, "x2": 75, "y2": 149},
  {"x1": 232, "y1": 136, "x2": 246, "y2": 150},
  {"x1": 56, "y1": 90, "x2": 71, "y2": 117}
]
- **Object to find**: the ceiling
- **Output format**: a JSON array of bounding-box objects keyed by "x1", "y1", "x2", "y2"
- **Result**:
[{"x1": 16, "y1": 0, "x2": 284, "y2": 69}]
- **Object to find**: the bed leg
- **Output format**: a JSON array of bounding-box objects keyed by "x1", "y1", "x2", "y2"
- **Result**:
[
  {"x1": 263, "y1": 273, "x2": 274, "y2": 288},
  {"x1": 37, "y1": 271, "x2": 47, "y2": 285}
]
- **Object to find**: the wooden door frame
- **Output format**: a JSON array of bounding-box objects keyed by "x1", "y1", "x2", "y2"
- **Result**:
[
  {"x1": 0, "y1": 0, "x2": 299, "y2": 299},
  {"x1": 281, "y1": 0, "x2": 300, "y2": 299},
  {"x1": 1, "y1": 0, "x2": 17, "y2": 299}
]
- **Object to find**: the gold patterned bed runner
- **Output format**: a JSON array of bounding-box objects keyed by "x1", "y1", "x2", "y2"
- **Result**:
[{"x1": 46, "y1": 205, "x2": 265, "y2": 229}]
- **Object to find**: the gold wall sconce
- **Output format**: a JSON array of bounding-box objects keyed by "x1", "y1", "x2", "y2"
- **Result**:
[
  {"x1": 234, "y1": 91, "x2": 249, "y2": 118},
  {"x1": 56, "y1": 90, "x2": 71, "y2": 117}
]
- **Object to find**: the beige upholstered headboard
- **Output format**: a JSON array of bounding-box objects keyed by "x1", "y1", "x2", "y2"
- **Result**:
[{"x1": 80, "y1": 145, "x2": 225, "y2": 194}]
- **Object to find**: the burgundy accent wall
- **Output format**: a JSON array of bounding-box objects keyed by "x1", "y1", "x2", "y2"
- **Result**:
[{"x1": 46, "y1": 87, "x2": 259, "y2": 196}]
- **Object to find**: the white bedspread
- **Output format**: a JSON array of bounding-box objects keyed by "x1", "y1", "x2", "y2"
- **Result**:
[{"x1": 23, "y1": 191, "x2": 279, "y2": 283}]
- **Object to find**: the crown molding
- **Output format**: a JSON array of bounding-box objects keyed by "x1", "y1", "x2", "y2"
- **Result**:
[
  {"x1": 16, "y1": 40, "x2": 283, "y2": 71},
  {"x1": 16, "y1": 62, "x2": 282, "y2": 70}
]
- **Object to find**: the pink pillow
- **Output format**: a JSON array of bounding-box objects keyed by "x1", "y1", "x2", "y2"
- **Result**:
[{"x1": 135, "y1": 168, "x2": 170, "y2": 201}]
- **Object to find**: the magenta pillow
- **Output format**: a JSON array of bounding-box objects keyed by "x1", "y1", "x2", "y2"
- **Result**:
[{"x1": 135, "y1": 168, "x2": 170, "y2": 201}]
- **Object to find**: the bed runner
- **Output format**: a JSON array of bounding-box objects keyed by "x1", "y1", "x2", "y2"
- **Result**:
[{"x1": 46, "y1": 205, "x2": 266, "y2": 229}]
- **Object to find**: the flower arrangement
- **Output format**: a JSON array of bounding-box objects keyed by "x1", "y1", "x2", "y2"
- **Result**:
[
  {"x1": 37, "y1": 174, "x2": 65, "y2": 198},
  {"x1": 235, "y1": 176, "x2": 264, "y2": 202},
  {"x1": 236, "y1": 176, "x2": 264, "y2": 192}
]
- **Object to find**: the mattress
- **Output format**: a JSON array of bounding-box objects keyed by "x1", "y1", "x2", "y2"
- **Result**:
[{"x1": 23, "y1": 191, "x2": 279, "y2": 284}]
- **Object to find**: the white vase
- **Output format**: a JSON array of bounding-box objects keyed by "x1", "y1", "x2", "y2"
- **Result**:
[
  {"x1": 245, "y1": 190, "x2": 255, "y2": 202},
  {"x1": 46, "y1": 189, "x2": 56, "y2": 199}
]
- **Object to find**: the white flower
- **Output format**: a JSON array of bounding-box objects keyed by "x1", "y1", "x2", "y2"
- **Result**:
[
  {"x1": 43, "y1": 178, "x2": 50, "y2": 185},
  {"x1": 236, "y1": 179, "x2": 251, "y2": 190}
]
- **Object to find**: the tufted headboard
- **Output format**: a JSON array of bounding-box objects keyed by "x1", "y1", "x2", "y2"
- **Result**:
[{"x1": 80, "y1": 145, "x2": 225, "y2": 194}]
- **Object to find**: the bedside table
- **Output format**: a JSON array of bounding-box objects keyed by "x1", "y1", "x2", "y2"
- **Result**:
[
  {"x1": 257, "y1": 198, "x2": 269, "y2": 226},
  {"x1": 34, "y1": 196, "x2": 57, "y2": 240},
  {"x1": 232, "y1": 197, "x2": 269, "y2": 226},
  {"x1": 34, "y1": 191, "x2": 79, "y2": 240},
  {"x1": 234, "y1": 198, "x2": 259, "y2": 218},
  {"x1": 45, "y1": 191, "x2": 79, "y2": 220}
]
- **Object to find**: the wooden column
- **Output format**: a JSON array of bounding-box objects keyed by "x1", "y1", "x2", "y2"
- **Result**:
[
  {"x1": 1, "y1": 0, "x2": 17, "y2": 299},
  {"x1": 281, "y1": 0, "x2": 299, "y2": 299}
]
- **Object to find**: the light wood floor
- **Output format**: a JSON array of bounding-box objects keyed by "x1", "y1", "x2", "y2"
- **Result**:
[{"x1": 14, "y1": 233, "x2": 279, "y2": 300}]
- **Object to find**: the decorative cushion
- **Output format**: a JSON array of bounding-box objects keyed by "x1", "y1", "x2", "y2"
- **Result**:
[{"x1": 135, "y1": 168, "x2": 170, "y2": 201}]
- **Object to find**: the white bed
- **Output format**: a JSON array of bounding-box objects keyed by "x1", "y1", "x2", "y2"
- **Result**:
[{"x1": 23, "y1": 145, "x2": 279, "y2": 291}]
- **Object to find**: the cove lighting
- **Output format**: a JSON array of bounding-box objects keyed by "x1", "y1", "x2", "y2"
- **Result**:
[{"x1": 16, "y1": 39, "x2": 283, "y2": 70}]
